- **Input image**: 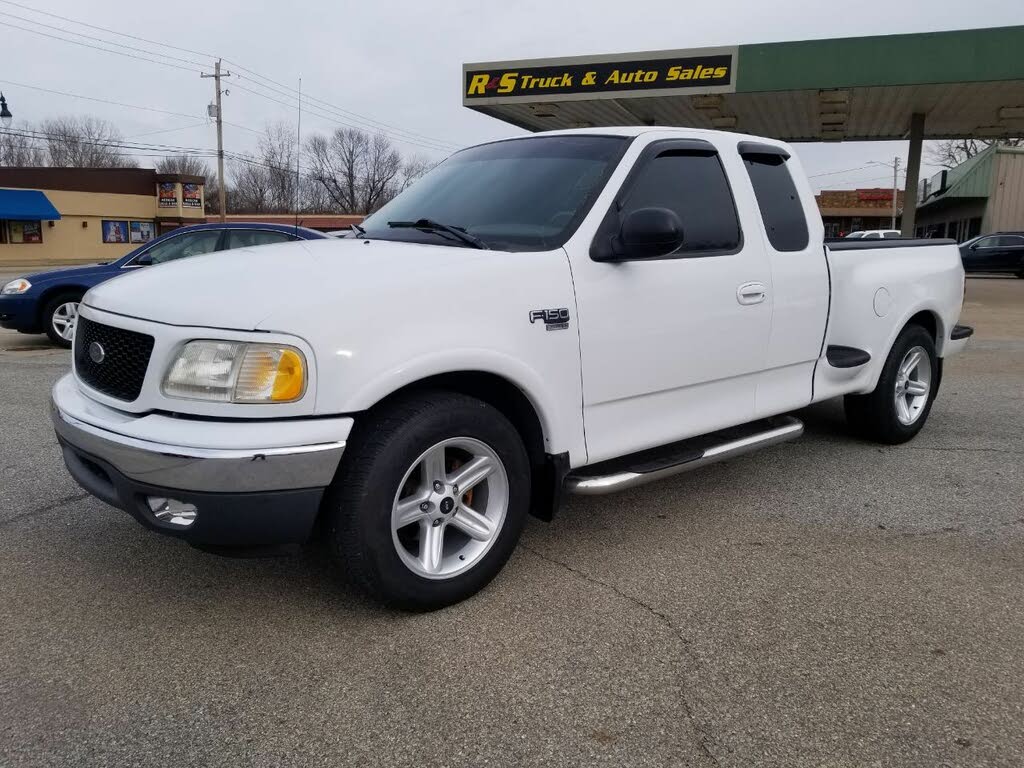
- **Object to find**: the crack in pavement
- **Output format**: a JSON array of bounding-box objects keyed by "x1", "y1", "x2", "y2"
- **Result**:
[
  {"x1": 520, "y1": 543, "x2": 722, "y2": 768},
  {"x1": 0, "y1": 492, "x2": 89, "y2": 530},
  {"x1": 907, "y1": 445, "x2": 1024, "y2": 455}
]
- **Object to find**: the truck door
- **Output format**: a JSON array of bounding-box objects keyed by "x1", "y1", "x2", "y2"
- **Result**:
[
  {"x1": 571, "y1": 138, "x2": 773, "y2": 464},
  {"x1": 737, "y1": 143, "x2": 831, "y2": 417}
]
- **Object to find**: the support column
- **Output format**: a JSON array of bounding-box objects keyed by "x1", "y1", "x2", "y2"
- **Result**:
[{"x1": 901, "y1": 112, "x2": 926, "y2": 237}]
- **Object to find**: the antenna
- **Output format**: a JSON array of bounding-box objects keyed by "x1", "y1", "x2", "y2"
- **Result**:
[{"x1": 294, "y1": 76, "x2": 302, "y2": 235}]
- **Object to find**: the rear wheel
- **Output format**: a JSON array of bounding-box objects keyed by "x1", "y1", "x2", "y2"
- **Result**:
[
  {"x1": 326, "y1": 391, "x2": 530, "y2": 610},
  {"x1": 42, "y1": 293, "x2": 82, "y2": 348},
  {"x1": 844, "y1": 324, "x2": 938, "y2": 444}
]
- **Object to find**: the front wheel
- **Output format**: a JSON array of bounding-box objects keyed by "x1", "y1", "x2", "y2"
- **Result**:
[
  {"x1": 844, "y1": 324, "x2": 938, "y2": 444},
  {"x1": 42, "y1": 293, "x2": 82, "y2": 348},
  {"x1": 326, "y1": 391, "x2": 531, "y2": 610}
]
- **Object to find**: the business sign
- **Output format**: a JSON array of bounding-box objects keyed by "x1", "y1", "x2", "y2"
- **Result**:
[
  {"x1": 130, "y1": 221, "x2": 155, "y2": 243},
  {"x1": 182, "y1": 183, "x2": 202, "y2": 209},
  {"x1": 158, "y1": 182, "x2": 178, "y2": 208},
  {"x1": 858, "y1": 190, "x2": 892, "y2": 201},
  {"x1": 464, "y1": 47, "x2": 736, "y2": 104}
]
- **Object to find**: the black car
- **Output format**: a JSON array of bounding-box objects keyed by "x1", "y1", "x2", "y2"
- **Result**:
[{"x1": 959, "y1": 232, "x2": 1024, "y2": 277}]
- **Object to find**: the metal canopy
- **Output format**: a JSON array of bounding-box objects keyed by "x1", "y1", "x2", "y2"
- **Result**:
[{"x1": 463, "y1": 26, "x2": 1024, "y2": 142}]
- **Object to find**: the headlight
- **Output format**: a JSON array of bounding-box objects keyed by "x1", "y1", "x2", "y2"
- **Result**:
[
  {"x1": 162, "y1": 341, "x2": 307, "y2": 403},
  {"x1": 2, "y1": 278, "x2": 32, "y2": 295}
]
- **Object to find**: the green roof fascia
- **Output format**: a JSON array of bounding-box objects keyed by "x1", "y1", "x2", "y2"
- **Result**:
[
  {"x1": 737, "y1": 26, "x2": 1024, "y2": 93},
  {"x1": 919, "y1": 147, "x2": 995, "y2": 208}
]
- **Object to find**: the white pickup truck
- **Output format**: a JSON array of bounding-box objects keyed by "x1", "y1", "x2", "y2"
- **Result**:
[{"x1": 52, "y1": 127, "x2": 973, "y2": 609}]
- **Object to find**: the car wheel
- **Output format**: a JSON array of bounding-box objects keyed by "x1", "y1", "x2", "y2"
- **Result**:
[
  {"x1": 844, "y1": 324, "x2": 938, "y2": 444},
  {"x1": 325, "y1": 391, "x2": 531, "y2": 611},
  {"x1": 42, "y1": 293, "x2": 82, "y2": 348}
]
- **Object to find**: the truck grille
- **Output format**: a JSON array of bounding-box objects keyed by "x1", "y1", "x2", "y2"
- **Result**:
[{"x1": 74, "y1": 317, "x2": 154, "y2": 402}]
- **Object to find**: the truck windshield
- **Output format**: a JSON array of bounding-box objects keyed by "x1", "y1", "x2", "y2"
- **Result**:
[{"x1": 358, "y1": 135, "x2": 628, "y2": 252}]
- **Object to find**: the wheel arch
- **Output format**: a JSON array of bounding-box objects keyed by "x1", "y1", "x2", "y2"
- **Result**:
[
  {"x1": 35, "y1": 284, "x2": 88, "y2": 327},
  {"x1": 358, "y1": 370, "x2": 569, "y2": 521}
]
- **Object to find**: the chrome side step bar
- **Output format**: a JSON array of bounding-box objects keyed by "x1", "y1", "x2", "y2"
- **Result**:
[{"x1": 565, "y1": 416, "x2": 804, "y2": 496}]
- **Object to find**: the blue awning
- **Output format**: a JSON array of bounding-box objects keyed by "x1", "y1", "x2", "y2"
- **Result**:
[{"x1": 0, "y1": 189, "x2": 62, "y2": 220}]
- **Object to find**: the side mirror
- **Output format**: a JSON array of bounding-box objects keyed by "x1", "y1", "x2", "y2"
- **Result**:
[
  {"x1": 135, "y1": 253, "x2": 153, "y2": 266},
  {"x1": 615, "y1": 207, "x2": 684, "y2": 259}
]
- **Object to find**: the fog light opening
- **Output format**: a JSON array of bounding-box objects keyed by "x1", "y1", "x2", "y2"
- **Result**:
[{"x1": 146, "y1": 496, "x2": 198, "y2": 528}]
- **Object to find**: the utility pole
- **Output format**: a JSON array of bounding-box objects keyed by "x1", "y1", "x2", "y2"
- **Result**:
[
  {"x1": 201, "y1": 59, "x2": 231, "y2": 222},
  {"x1": 891, "y1": 156, "x2": 900, "y2": 230}
]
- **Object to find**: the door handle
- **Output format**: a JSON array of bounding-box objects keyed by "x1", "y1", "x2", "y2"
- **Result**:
[{"x1": 737, "y1": 282, "x2": 767, "y2": 305}]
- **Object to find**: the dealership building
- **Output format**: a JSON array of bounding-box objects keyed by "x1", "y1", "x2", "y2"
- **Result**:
[
  {"x1": 914, "y1": 145, "x2": 1024, "y2": 241},
  {"x1": 464, "y1": 25, "x2": 1024, "y2": 239},
  {"x1": 0, "y1": 168, "x2": 206, "y2": 267}
]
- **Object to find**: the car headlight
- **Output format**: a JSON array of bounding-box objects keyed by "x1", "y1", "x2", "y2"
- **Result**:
[
  {"x1": 1, "y1": 278, "x2": 32, "y2": 295},
  {"x1": 162, "y1": 341, "x2": 307, "y2": 403}
]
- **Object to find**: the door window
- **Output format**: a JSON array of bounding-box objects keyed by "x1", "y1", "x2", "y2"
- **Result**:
[
  {"x1": 974, "y1": 236, "x2": 999, "y2": 248},
  {"x1": 226, "y1": 230, "x2": 296, "y2": 249},
  {"x1": 742, "y1": 154, "x2": 809, "y2": 252},
  {"x1": 615, "y1": 151, "x2": 741, "y2": 255},
  {"x1": 994, "y1": 235, "x2": 1024, "y2": 247},
  {"x1": 139, "y1": 230, "x2": 222, "y2": 265}
]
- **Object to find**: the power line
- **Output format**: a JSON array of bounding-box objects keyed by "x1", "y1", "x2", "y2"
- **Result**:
[
  {"x1": 0, "y1": 78, "x2": 264, "y2": 136},
  {"x1": 0, "y1": 0, "x2": 217, "y2": 60},
  {"x1": 0, "y1": 0, "x2": 459, "y2": 153},
  {"x1": 0, "y1": 9, "x2": 206, "y2": 68},
  {"x1": 231, "y1": 81, "x2": 455, "y2": 154},
  {"x1": 0, "y1": 19, "x2": 199, "y2": 73},
  {"x1": 229, "y1": 67, "x2": 460, "y2": 151}
]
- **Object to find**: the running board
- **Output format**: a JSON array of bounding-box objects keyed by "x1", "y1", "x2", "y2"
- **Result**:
[{"x1": 565, "y1": 416, "x2": 804, "y2": 496}]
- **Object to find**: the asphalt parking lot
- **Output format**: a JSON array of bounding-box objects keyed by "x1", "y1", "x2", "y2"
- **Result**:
[{"x1": 1, "y1": 277, "x2": 1022, "y2": 767}]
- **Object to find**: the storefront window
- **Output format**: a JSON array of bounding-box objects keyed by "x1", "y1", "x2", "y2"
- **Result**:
[{"x1": 3, "y1": 220, "x2": 43, "y2": 244}]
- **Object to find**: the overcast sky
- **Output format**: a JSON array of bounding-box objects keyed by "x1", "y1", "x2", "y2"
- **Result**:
[{"x1": 2, "y1": 0, "x2": 1020, "y2": 192}]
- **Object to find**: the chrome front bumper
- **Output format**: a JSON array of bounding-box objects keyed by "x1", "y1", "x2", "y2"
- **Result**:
[{"x1": 51, "y1": 374, "x2": 348, "y2": 494}]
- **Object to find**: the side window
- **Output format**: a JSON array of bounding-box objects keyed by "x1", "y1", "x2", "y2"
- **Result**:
[
  {"x1": 994, "y1": 235, "x2": 1024, "y2": 247},
  {"x1": 882, "y1": 232, "x2": 901, "y2": 239},
  {"x1": 864, "y1": 232, "x2": 881, "y2": 239},
  {"x1": 142, "y1": 230, "x2": 222, "y2": 265},
  {"x1": 618, "y1": 152, "x2": 741, "y2": 254},
  {"x1": 742, "y1": 153, "x2": 810, "y2": 252},
  {"x1": 974, "y1": 236, "x2": 997, "y2": 248},
  {"x1": 226, "y1": 230, "x2": 295, "y2": 249}
]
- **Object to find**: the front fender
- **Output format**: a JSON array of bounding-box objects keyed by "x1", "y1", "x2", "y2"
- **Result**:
[{"x1": 342, "y1": 347, "x2": 584, "y2": 466}]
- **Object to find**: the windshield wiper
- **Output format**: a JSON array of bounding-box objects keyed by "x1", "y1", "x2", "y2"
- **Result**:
[{"x1": 387, "y1": 218, "x2": 489, "y2": 250}]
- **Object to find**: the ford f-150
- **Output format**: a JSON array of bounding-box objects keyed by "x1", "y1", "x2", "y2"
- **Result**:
[{"x1": 50, "y1": 128, "x2": 973, "y2": 609}]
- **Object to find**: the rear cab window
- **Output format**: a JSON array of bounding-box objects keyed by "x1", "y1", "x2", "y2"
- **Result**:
[{"x1": 738, "y1": 142, "x2": 809, "y2": 252}]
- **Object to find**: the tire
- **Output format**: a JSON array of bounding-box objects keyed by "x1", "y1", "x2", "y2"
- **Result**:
[
  {"x1": 844, "y1": 324, "x2": 938, "y2": 444},
  {"x1": 325, "y1": 391, "x2": 531, "y2": 611},
  {"x1": 42, "y1": 292, "x2": 82, "y2": 348}
]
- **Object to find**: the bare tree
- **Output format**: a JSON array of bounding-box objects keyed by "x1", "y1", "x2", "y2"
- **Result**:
[
  {"x1": 258, "y1": 122, "x2": 300, "y2": 212},
  {"x1": 928, "y1": 138, "x2": 1023, "y2": 169},
  {"x1": 0, "y1": 124, "x2": 46, "y2": 166},
  {"x1": 306, "y1": 128, "x2": 368, "y2": 213},
  {"x1": 155, "y1": 154, "x2": 212, "y2": 177},
  {"x1": 305, "y1": 128, "x2": 408, "y2": 213},
  {"x1": 38, "y1": 116, "x2": 138, "y2": 168},
  {"x1": 361, "y1": 132, "x2": 403, "y2": 213},
  {"x1": 400, "y1": 155, "x2": 435, "y2": 191},
  {"x1": 228, "y1": 156, "x2": 273, "y2": 213}
]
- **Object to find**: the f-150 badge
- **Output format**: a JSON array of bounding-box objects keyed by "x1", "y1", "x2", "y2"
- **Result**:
[{"x1": 529, "y1": 308, "x2": 570, "y2": 331}]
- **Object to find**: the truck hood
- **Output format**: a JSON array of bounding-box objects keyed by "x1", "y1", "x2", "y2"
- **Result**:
[{"x1": 83, "y1": 238, "x2": 500, "y2": 332}]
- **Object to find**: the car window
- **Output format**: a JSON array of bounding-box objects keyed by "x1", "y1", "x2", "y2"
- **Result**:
[
  {"x1": 742, "y1": 154, "x2": 810, "y2": 252},
  {"x1": 226, "y1": 230, "x2": 295, "y2": 249},
  {"x1": 974, "y1": 236, "x2": 998, "y2": 248},
  {"x1": 618, "y1": 151, "x2": 741, "y2": 254},
  {"x1": 882, "y1": 232, "x2": 900, "y2": 239},
  {"x1": 994, "y1": 235, "x2": 1024, "y2": 247},
  {"x1": 142, "y1": 230, "x2": 222, "y2": 265},
  {"x1": 863, "y1": 232, "x2": 881, "y2": 239}
]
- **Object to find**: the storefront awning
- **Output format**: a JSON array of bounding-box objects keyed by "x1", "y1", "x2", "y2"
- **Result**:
[{"x1": 0, "y1": 189, "x2": 62, "y2": 220}]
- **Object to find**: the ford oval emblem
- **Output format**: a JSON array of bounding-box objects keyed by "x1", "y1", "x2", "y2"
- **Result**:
[{"x1": 88, "y1": 341, "x2": 106, "y2": 364}]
